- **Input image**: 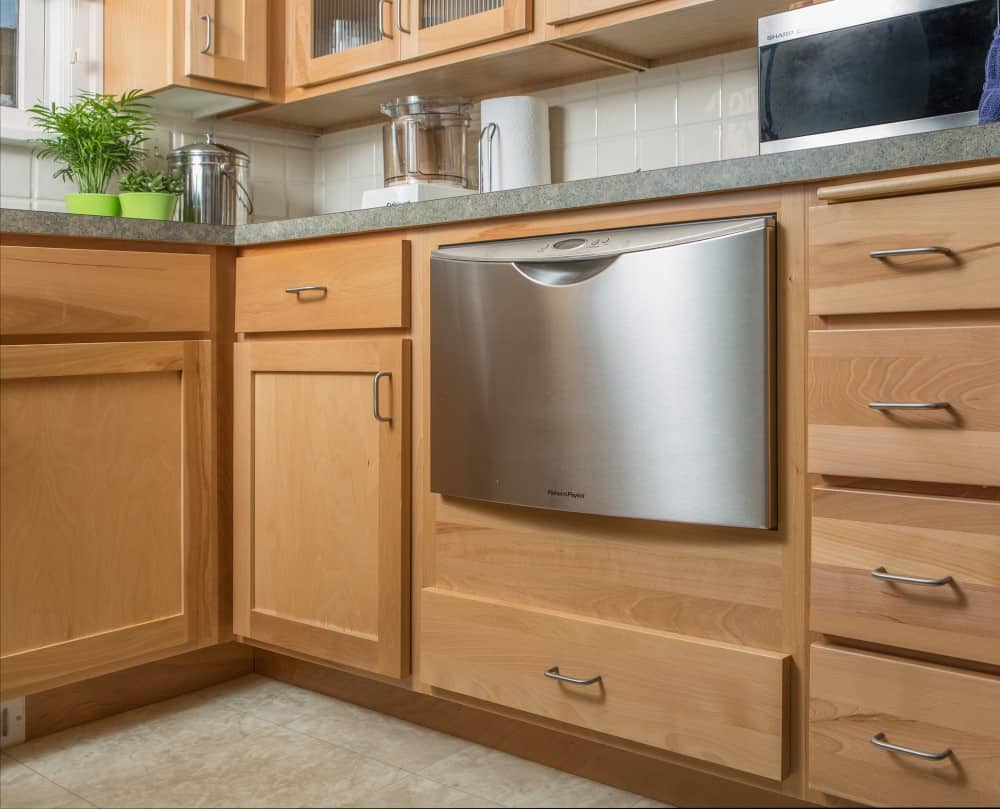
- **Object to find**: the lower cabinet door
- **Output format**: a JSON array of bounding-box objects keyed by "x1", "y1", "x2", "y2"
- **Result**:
[
  {"x1": 810, "y1": 644, "x2": 1000, "y2": 807},
  {"x1": 233, "y1": 339, "x2": 410, "y2": 678},
  {"x1": 0, "y1": 341, "x2": 214, "y2": 698}
]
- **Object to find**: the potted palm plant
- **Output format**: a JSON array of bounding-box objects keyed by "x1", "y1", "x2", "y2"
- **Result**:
[
  {"x1": 118, "y1": 170, "x2": 185, "y2": 220},
  {"x1": 29, "y1": 90, "x2": 152, "y2": 217}
]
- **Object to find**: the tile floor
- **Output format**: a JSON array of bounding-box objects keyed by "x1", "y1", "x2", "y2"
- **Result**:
[{"x1": 1, "y1": 674, "x2": 670, "y2": 808}]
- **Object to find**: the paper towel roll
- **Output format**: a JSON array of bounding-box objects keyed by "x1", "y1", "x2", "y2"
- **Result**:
[{"x1": 479, "y1": 96, "x2": 551, "y2": 191}]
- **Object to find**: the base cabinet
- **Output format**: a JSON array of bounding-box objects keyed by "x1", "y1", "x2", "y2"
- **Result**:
[
  {"x1": 233, "y1": 339, "x2": 410, "y2": 678},
  {"x1": 0, "y1": 341, "x2": 215, "y2": 699}
]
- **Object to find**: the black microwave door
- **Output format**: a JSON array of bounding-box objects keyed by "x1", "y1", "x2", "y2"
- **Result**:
[{"x1": 760, "y1": 0, "x2": 997, "y2": 143}]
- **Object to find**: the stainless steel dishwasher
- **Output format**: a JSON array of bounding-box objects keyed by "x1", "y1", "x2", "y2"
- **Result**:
[{"x1": 430, "y1": 217, "x2": 775, "y2": 529}]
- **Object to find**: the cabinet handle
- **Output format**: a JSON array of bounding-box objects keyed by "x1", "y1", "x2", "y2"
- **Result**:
[
  {"x1": 380, "y1": 0, "x2": 393, "y2": 38},
  {"x1": 285, "y1": 285, "x2": 328, "y2": 299},
  {"x1": 397, "y1": 0, "x2": 411, "y2": 34},
  {"x1": 868, "y1": 402, "x2": 950, "y2": 411},
  {"x1": 200, "y1": 13, "x2": 213, "y2": 54},
  {"x1": 871, "y1": 567, "x2": 953, "y2": 587},
  {"x1": 373, "y1": 370, "x2": 392, "y2": 423},
  {"x1": 871, "y1": 732, "x2": 952, "y2": 761},
  {"x1": 544, "y1": 666, "x2": 602, "y2": 686},
  {"x1": 869, "y1": 246, "x2": 951, "y2": 259}
]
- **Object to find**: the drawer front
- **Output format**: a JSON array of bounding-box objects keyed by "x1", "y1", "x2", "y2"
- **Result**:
[
  {"x1": 809, "y1": 185, "x2": 1000, "y2": 315},
  {"x1": 810, "y1": 644, "x2": 1000, "y2": 806},
  {"x1": 809, "y1": 326, "x2": 1000, "y2": 485},
  {"x1": 811, "y1": 488, "x2": 1000, "y2": 665},
  {"x1": 0, "y1": 246, "x2": 211, "y2": 335},
  {"x1": 420, "y1": 588, "x2": 789, "y2": 780},
  {"x1": 235, "y1": 239, "x2": 410, "y2": 333}
]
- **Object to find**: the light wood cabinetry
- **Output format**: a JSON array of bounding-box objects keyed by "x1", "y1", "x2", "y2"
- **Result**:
[
  {"x1": 0, "y1": 246, "x2": 211, "y2": 336},
  {"x1": 235, "y1": 238, "x2": 410, "y2": 333},
  {"x1": 810, "y1": 644, "x2": 1000, "y2": 807},
  {"x1": 104, "y1": 0, "x2": 271, "y2": 102},
  {"x1": 421, "y1": 587, "x2": 789, "y2": 779},
  {"x1": 233, "y1": 338, "x2": 411, "y2": 678},
  {"x1": 811, "y1": 487, "x2": 1000, "y2": 666},
  {"x1": 0, "y1": 340, "x2": 215, "y2": 699},
  {"x1": 402, "y1": 0, "x2": 532, "y2": 61}
]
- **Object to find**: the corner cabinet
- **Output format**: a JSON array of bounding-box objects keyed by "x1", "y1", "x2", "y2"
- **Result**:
[
  {"x1": 0, "y1": 341, "x2": 215, "y2": 699},
  {"x1": 287, "y1": 0, "x2": 531, "y2": 86},
  {"x1": 185, "y1": 0, "x2": 270, "y2": 88},
  {"x1": 233, "y1": 339, "x2": 411, "y2": 678}
]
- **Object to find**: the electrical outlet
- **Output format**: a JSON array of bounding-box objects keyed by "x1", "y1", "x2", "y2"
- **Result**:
[{"x1": 0, "y1": 697, "x2": 26, "y2": 748}]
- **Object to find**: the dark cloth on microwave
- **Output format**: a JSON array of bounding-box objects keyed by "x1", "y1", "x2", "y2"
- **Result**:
[{"x1": 981, "y1": 25, "x2": 1000, "y2": 123}]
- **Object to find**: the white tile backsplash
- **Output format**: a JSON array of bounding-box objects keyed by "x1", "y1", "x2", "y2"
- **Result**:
[{"x1": 1, "y1": 48, "x2": 759, "y2": 216}]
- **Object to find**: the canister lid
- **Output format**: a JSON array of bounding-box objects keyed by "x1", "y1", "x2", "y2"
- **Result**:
[{"x1": 167, "y1": 133, "x2": 249, "y2": 165}]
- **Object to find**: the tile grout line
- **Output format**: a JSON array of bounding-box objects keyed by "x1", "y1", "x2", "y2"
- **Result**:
[{"x1": 3, "y1": 750, "x2": 99, "y2": 808}]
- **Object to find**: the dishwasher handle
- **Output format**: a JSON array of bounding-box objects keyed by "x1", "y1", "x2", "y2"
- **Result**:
[{"x1": 512, "y1": 256, "x2": 618, "y2": 286}]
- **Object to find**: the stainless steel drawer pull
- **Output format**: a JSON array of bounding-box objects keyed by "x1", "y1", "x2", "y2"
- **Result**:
[
  {"x1": 285, "y1": 285, "x2": 328, "y2": 299},
  {"x1": 868, "y1": 401, "x2": 950, "y2": 411},
  {"x1": 200, "y1": 14, "x2": 213, "y2": 53},
  {"x1": 544, "y1": 666, "x2": 602, "y2": 686},
  {"x1": 871, "y1": 567, "x2": 954, "y2": 587},
  {"x1": 869, "y1": 247, "x2": 951, "y2": 259},
  {"x1": 373, "y1": 371, "x2": 392, "y2": 423},
  {"x1": 871, "y1": 732, "x2": 952, "y2": 761}
]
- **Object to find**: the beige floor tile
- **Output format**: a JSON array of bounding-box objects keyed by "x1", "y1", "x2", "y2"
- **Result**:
[
  {"x1": 0, "y1": 753, "x2": 94, "y2": 809},
  {"x1": 420, "y1": 745, "x2": 642, "y2": 808},
  {"x1": 196, "y1": 673, "x2": 339, "y2": 726},
  {"x1": 629, "y1": 797, "x2": 674, "y2": 808},
  {"x1": 287, "y1": 698, "x2": 471, "y2": 773},
  {"x1": 354, "y1": 773, "x2": 502, "y2": 808}
]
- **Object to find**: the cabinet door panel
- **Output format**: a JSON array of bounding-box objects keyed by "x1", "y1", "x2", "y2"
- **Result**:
[
  {"x1": 0, "y1": 341, "x2": 214, "y2": 698},
  {"x1": 186, "y1": 0, "x2": 269, "y2": 88},
  {"x1": 406, "y1": 0, "x2": 531, "y2": 59},
  {"x1": 234, "y1": 339, "x2": 410, "y2": 678},
  {"x1": 288, "y1": 0, "x2": 401, "y2": 86}
]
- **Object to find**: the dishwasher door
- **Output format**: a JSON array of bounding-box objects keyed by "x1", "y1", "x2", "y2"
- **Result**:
[{"x1": 430, "y1": 217, "x2": 775, "y2": 529}]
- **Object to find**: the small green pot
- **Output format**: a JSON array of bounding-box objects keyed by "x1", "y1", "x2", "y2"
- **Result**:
[
  {"x1": 64, "y1": 193, "x2": 122, "y2": 217},
  {"x1": 118, "y1": 192, "x2": 178, "y2": 221}
]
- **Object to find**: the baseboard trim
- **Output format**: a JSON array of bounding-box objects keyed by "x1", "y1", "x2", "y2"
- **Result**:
[
  {"x1": 253, "y1": 648, "x2": 814, "y2": 809},
  {"x1": 25, "y1": 642, "x2": 253, "y2": 740}
]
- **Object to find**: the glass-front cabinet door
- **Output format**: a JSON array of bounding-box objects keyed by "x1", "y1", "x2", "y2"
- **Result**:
[
  {"x1": 289, "y1": 0, "x2": 402, "y2": 86},
  {"x1": 403, "y1": 0, "x2": 532, "y2": 59}
]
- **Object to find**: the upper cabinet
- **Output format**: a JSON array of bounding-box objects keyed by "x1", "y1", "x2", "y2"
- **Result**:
[
  {"x1": 287, "y1": 0, "x2": 531, "y2": 87},
  {"x1": 105, "y1": 0, "x2": 272, "y2": 106},
  {"x1": 545, "y1": 0, "x2": 642, "y2": 25},
  {"x1": 185, "y1": 0, "x2": 270, "y2": 88}
]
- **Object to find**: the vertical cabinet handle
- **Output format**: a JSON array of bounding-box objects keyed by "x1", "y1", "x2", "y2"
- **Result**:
[
  {"x1": 380, "y1": 0, "x2": 393, "y2": 38},
  {"x1": 200, "y1": 13, "x2": 213, "y2": 53},
  {"x1": 544, "y1": 666, "x2": 602, "y2": 686},
  {"x1": 373, "y1": 371, "x2": 392, "y2": 423},
  {"x1": 398, "y1": 0, "x2": 411, "y2": 34},
  {"x1": 871, "y1": 732, "x2": 952, "y2": 761}
]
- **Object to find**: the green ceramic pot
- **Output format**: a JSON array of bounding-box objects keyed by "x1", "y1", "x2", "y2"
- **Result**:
[
  {"x1": 64, "y1": 193, "x2": 122, "y2": 217},
  {"x1": 118, "y1": 192, "x2": 178, "y2": 221}
]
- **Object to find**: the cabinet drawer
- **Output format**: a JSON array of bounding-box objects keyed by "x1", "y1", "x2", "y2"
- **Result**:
[
  {"x1": 0, "y1": 246, "x2": 211, "y2": 335},
  {"x1": 235, "y1": 239, "x2": 410, "y2": 333},
  {"x1": 810, "y1": 644, "x2": 1000, "y2": 806},
  {"x1": 420, "y1": 588, "x2": 789, "y2": 780},
  {"x1": 809, "y1": 186, "x2": 1000, "y2": 315},
  {"x1": 811, "y1": 488, "x2": 1000, "y2": 665},
  {"x1": 808, "y1": 326, "x2": 1000, "y2": 485}
]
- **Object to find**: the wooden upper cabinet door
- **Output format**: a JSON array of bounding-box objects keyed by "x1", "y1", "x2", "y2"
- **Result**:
[
  {"x1": 288, "y1": 0, "x2": 401, "y2": 86},
  {"x1": 402, "y1": 0, "x2": 532, "y2": 61},
  {"x1": 186, "y1": 0, "x2": 269, "y2": 88},
  {"x1": 545, "y1": 0, "x2": 648, "y2": 25},
  {"x1": 0, "y1": 341, "x2": 215, "y2": 699},
  {"x1": 233, "y1": 339, "x2": 410, "y2": 678}
]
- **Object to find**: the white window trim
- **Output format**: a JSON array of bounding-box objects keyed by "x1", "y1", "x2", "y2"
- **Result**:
[{"x1": 0, "y1": 0, "x2": 102, "y2": 143}]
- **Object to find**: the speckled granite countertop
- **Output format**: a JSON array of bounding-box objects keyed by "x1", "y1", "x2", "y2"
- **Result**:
[{"x1": 3, "y1": 125, "x2": 999, "y2": 247}]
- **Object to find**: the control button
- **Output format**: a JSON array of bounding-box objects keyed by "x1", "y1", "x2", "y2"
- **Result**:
[
  {"x1": 552, "y1": 237, "x2": 586, "y2": 250},
  {"x1": 600, "y1": 237, "x2": 611, "y2": 244},
  {"x1": 589, "y1": 239, "x2": 600, "y2": 246}
]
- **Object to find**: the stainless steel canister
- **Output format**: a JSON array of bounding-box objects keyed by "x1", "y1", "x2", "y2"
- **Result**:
[
  {"x1": 167, "y1": 134, "x2": 253, "y2": 225},
  {"x1": 381, "y1": 97, "x2": 471, "y2": 187}
]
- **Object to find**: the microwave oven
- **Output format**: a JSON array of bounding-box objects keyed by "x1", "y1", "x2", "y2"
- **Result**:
[{"x1": 759, "y1": 0, "x2": 997, "y2": 154}]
